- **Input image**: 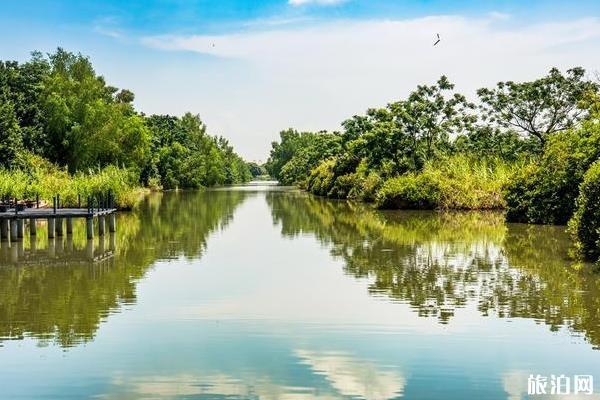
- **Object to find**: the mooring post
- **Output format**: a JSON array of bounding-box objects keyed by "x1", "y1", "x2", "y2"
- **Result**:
[
  {"x1": 36, "y1": 193, "x2": 39, "y2": 208},
  {"x1": 109, "y1": 232, "x2": 116, "y2": 252},
  {"x1": 48, "y1": 236, "x2": 55, "y2": 258},
  {"x1": 86, "y1": 217, "x2": 94, "y2": 240},
  {"x1": 86, "y1": 238, "x2": 94, "y2": 260},
  {"x1": 53, "y1": 196, "x2": 57, "y2": 214},
  {"x1": 98, "y1": 215, "x2": 105, "y2": 236},
  {"x1": 16, "y1": 219, "x2": 24, "y2": 239},
  {"x1": 10, "y1": 242, "x2": 18, "y2": 263},
  {"x1": 56, "y1": 217, "x2": 64, "y2": 236},
  {"x1": 29, "y1": 218, "x2": 36, "y2": 235},
  {"x1": 78, "y1": 194, "x2": 81, "y2": 208},
  {"x1": 0, "y1": 220, "x2": 8, "y2": 241},
  {"x1": 66, "y1": 217, "x2": 73, "y2": 235},
  {"x1": 108, "y1": 213, "x2": 116, "y2": 233},
  {"x1": 98, "y1": 232, "x2": 105, "y2": 254},
  {"x1": 48, "y1": 217, "x2": 55, "y2": 239},
  {"x1": 10, "y1": 219, "x2": 18, "y2": 242}
]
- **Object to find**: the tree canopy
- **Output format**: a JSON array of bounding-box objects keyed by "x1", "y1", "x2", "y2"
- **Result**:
[{"x1": 0, "y1": 48, "x2": 250, "y2": 189}]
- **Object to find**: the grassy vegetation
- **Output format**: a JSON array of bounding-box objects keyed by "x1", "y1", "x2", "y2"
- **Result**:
[
  {"x1": 0, "y1": 154, "x2": 143, "y2": 209},
  {"x1": 376, "y1": 155, "x2": 512, "y2": 210}
]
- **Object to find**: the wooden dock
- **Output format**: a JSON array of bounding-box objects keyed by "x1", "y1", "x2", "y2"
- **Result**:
[{"x1": 0, "y1": 207, "x2": 117, "y2": 241}]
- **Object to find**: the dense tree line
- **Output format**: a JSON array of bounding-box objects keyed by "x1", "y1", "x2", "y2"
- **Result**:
[
  {"x1": 265, "y1": 68, "x2": 600, "y2": 263},
  {"x1": 0, "y1": 48, "x2": 251, "y2": 191}
]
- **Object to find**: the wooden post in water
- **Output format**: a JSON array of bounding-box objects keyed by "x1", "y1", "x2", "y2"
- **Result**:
[
  {"x1": 86, "y1": 238, "x2": 94, "y2": 260},
  {"x1": 10, "y1": 242, "x2": 18, "y2": 263},
  {"x1": 98, "y1": 232, "x2": 105, "y2": 254},
  {"x1": 98, "y1": 215, "x2": 105, "y2": 236},
  {"x1": 108, "y1": 213, "x2": 116, "y2": 233},
  {"x1": 30, "y1": 218, "x2": 36, "y2": 235},
  {"x1": 0, "y1": 220, "x2": 8, "y2": 241},
  {"x1": 66, "y1": 218, "x2": 73, "y2": 235},
  {"x1": 16, "y1": 219, "x2": 24, "y2": 239},
  {"x1": 48, "y1": 237, "x2": 55, "y2": 258},
  {"x1": 56, "y1": 218, "x2": 64, "y2": 236},
  {"x1": 109, "y1": 232, "x2": 116, "y2": 252},
  {"x1": 48, "y1": 217, "x2": 55, "y2": 239},
  {"x1": 10, "y1": 219, "x2": 17, "y2": 242},
  {"x1": 86, "y1": 217, "x2": 94, "y2": 240}
]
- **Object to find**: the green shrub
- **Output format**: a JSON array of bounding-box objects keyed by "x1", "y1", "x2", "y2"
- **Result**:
[
  {"x1": 306, "y1": 159, "x2": 336, "y2": 196},
  {"x1": 327, "y1": 173, "x2": 357, "y2": 199},
  {"x1": 376, "y1": 173, "x2": 442, "y2": 209},
  {"x1": 505, "y1": 123, "x2": 600, "y2": 224},
  {"x1": 569, "y1": 161, "x2": 600, "y2": 261},
  {"x1": 348, "y1": 171, "x2": 382, "y2": 202}
]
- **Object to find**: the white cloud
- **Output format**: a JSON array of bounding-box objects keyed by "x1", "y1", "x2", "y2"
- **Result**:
[
  {"x1": 137, "y1": 15, "x2": 600, "y2": 160},
  {"x1": 295, "y1": 349, "x2": 405, "y2": 399},
  {"x1": 289, "y1": 0, "x2": 348, "y2": 6}
]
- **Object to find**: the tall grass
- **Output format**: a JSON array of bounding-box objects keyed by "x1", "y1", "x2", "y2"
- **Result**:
[
  {"x1": 0, "y1": 155, "x2": 144, "y2": 209},
  {"x1": 376, "y1": 155, "x2": 515, "y2": 210}
]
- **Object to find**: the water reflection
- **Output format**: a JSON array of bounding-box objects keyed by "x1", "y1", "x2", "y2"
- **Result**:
[
  {"x1": 0, "y1": 190, "x2": 249, "y2": 347},
  {"x1": 266, "y1": 191, "x2": 600, "y2": 347},
  {"x1": 1, "y1": 186, "x2": 599, "y2": 399},
  {"x1": 295, "y1": 350, "x2": 405, "y2": 399},
  {"x1": 0, "y1": 235, "x2": 116, "y2": 264}
]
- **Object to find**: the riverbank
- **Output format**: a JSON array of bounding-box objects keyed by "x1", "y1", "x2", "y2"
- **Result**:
[
  {"x1": 0, "y1": 155, "x2": 145, "y2": 210},
  {"x1": 1, "y1": 49, "x2": 252, "y2": 210},
  {"x1": 264, "y1": 71, "x2": 600, "y2": 263}
]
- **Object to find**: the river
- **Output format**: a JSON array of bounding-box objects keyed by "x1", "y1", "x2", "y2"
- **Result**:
[{"x1": 1, "y1": 182, "x2": 599, "y2": 399}]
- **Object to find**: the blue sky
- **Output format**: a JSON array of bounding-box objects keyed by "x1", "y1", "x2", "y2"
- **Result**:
[{"x1": 2, "y1": 0, "x2": 600, "y2": 160}]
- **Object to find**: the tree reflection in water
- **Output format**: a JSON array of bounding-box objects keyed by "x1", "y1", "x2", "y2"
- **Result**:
[
  {"x1": 0, "y1": 190, "x2": 249, "y2": 347},
  {"x1": 266, "y1": 191, "x2": 600, "y2": 347}
]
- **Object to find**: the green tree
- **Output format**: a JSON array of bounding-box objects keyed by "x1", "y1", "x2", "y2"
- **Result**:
[
  {"x1": 41, "y1": 48, "x2": 150, "y2": 171},
  {"x1": 453, "y1": 126, "x2": 536, "y2": 161},
  {"x1": 266, "y1": 129, "x2": 341, "y2": 185},
  {"x1": 478, "y1": 67, "x2": 598, "y2": 146},
  {"x1": 390, "y1": 75, "x2": 476, "y2": 169},
  {"x1": 0, "y1": 53, "x2": 50, "y2": 154},
  {"x1": 0, "y1": 98, "x2": 24, "y2": 167}
]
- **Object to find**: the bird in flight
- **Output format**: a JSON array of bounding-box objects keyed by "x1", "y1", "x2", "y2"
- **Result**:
[{"x1": 433, "y1": 33, "x2": 441, "y2": 46}]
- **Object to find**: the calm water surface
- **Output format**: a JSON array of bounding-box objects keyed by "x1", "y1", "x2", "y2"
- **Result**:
[{"x1": 1, "y1": 183, "x2": 599, "y2": 399}]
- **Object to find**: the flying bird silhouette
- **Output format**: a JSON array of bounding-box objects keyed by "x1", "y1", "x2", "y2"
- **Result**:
[{"x1": 433, "y1": 33, "x2": 441, "y2": 46}]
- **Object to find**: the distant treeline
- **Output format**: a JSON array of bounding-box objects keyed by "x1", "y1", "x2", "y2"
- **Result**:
[
  {"x1": 0, "y1": 48, "x2": 252, "y2": 204},
  {"x1": 265, "y1": 69, "x2": 600, "y2": 263}
]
